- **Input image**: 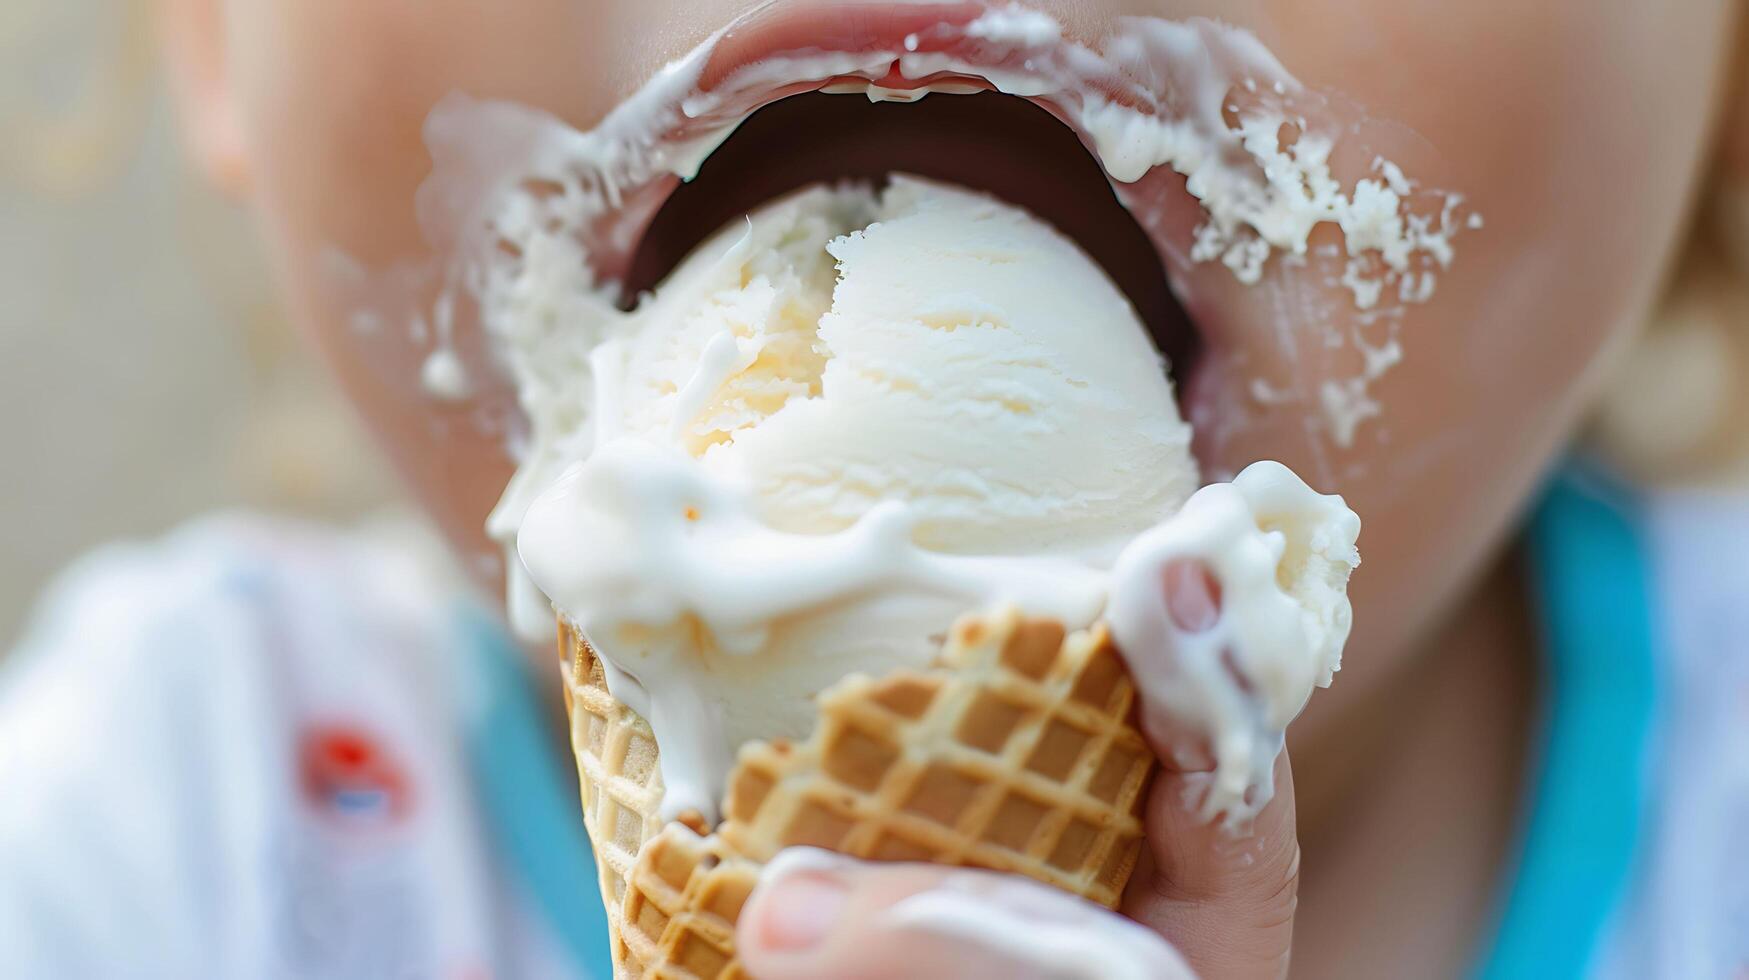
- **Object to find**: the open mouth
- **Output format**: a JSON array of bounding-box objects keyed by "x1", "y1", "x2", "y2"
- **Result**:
[
  {"x1": 415, "y1": 0, "x2": 1473, "y2": 494},
  {"x1": 400, "y1": 2, "x2": 1473, "y2": 676},
  {"x1": 623, "y1": 89, "x2": 1200, "y2": 382},
  {"x1": 436, "y1": 1, "x2": 1324, "y2": 430},
  {"x1": 426, "y1": 0, "x2": 1313, "y2": 400}
]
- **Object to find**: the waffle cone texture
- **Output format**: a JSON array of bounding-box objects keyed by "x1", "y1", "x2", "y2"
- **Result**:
[{"x1": 562, "y1": 606, "x2": 1156, "y2": 979}]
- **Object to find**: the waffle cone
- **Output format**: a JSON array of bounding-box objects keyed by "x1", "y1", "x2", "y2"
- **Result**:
[{"x1": 562, "y1": 606, "x2": 1155, "y2": 979}]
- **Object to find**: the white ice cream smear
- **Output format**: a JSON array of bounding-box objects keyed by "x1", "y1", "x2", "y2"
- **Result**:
[
  {"x1": 757, "y1": 847, "x2": 1195, "y2": 979},
  {"x1": 1109, "y1": 460, "x2": 1360, "y2": 827},
  {"x1": 419, "y1": 346, "x2": 471, "y2": 401}
]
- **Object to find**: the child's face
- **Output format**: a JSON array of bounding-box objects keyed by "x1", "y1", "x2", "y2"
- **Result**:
[{"x1": 169, "y1": 1, "x2": 1732, "y2": 701}]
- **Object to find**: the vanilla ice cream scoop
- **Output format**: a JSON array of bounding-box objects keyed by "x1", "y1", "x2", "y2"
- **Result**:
[
  {"x1": 607, "y1": 177, "x2": 1197, "y2": 550},
  {"x1": 519, "y1": 178, "x2": 1198, "y2": 820}
]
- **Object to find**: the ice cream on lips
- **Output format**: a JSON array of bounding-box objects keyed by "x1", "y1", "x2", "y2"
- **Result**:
[
  {"x1": 515, "y1": 177, "x2": 1361, "y2": 826},
  {"x1": 404, "y1": 4, "x2": 1474, "y2": 808}
]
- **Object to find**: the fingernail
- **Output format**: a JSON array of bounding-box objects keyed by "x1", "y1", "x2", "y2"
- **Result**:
[
  {"x1": 1163, "y1": 558, "x2": 1222, "y2": 633},
  {"x1": 755, "y1": 872, "x2": 849, "y2": 952}
]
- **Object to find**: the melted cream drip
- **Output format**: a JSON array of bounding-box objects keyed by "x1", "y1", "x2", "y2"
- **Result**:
[
  {"x1": 519, "y1": 438, "x2": 1108, "y2": 821},
  {"x1": 1108, "y1": 460, "x2": 1360, "y2": 827}
]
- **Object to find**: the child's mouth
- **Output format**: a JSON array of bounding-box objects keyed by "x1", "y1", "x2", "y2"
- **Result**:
[
  {"x1": 653, "y1": 2, "x2": 1194, "y2": 377},
  {"x1": 419, "y1": 0, "x2": 1474, "y2": 480},
  {"x1": 624, "y1": 90, "x2": 1201, "y2": 383},
  {"x1": 411, "y1": 0, "x2": 1378, "y2": 862}
]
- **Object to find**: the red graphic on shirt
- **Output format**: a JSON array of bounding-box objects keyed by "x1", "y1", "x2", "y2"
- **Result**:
[{"x1": 298, "y1": 724, "x2": 413, "y2": 827}]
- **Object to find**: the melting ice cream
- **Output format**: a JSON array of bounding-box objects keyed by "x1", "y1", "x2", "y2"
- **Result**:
[
  {"x1": 519, "y1": 178, "x2": 1198, "y2": 820},
  {"x1": 517, "y1": 179, "x2": 1360, "y2": 825},
  {"x1": 399, "y1": 2, "x2": 1413, "y2": 831}
]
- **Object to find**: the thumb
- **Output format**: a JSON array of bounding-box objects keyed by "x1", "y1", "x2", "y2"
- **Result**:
[
  {"x1": 738, "y1": 848, "x2": 1196, "y2": 980},
  {"x1": 1123, "y1": 749, "x2": 1300, "y2": 979}
]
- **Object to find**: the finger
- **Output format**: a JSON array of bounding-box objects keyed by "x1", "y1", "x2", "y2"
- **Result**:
[
  {"x1": 1123, "y1": 750, "x2": 1299, "y2": 980},
  {"x1": 739, "y1": 848, "x2": 1196, "y2": 980},
  {"x1": 1110, "y1": 544, "x2": 1304, "y2": 978}
]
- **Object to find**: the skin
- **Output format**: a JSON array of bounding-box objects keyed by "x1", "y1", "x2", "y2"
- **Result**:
[{"x1": 161, "y1": 0, "x2": 1741, "y2": 975}]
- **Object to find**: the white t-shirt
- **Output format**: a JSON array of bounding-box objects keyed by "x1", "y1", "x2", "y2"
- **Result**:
[
  {"x1": 0, "y1": 516, "x2": 606, "y2": 979},
  {"x1": 1593, "y1": 488, "x2": 1749, "y2": 977}
]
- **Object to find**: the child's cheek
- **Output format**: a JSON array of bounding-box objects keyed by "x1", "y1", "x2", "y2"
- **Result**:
[
  {"x1": 232, "y1": 1, "x2": 615, "y2": 266},
  {"x1": 1162, "y1": 0, "x2": 1731, "y2": 706},
  {"x1": 222, "y1": 1, "x2": 601, "y2": 586}
]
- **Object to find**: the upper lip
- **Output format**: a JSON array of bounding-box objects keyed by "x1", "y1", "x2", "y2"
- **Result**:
[
  {"x1": 563, "y1": 0, "x2": 1200, "y2": 290},
  {"x1": 700, "y1": 2, "x2": 991, "y2": 93}
]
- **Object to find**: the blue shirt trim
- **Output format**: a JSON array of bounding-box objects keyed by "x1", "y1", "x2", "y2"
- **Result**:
[
  {"x1": 455, "y1": 607, "x2": 613, "y2": 979},
  {"x1": 1477, "y1": 463, "x2": 1660, "y2": 979}
]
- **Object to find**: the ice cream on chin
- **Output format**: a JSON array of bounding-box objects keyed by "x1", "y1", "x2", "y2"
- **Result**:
[{"x1": 516, "y1": 176, "x2": 1361, "y2": 828}]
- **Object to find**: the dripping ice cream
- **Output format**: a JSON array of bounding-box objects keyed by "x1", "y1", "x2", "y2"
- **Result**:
[
  {"x1": 398, "y1": 2, "x2": 1447, "y2": 835},
  {"x1": 515, "y1": 177, "x2": 1360, "y2": 824}
]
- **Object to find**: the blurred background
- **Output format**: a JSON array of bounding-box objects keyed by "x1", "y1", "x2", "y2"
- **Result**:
[{"x1": 0, "y1": 0, "x2": 395, "y2": 649}]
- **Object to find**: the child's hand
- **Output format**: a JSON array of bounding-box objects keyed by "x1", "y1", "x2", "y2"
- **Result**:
[{"x1": 736, "y1": 752, "x2": 1299, "y2": 979}]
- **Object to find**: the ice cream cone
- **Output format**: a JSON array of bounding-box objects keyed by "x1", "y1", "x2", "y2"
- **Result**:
[{"x1": 562, "y1": 606, "x2": 1156, "y2": 979}]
